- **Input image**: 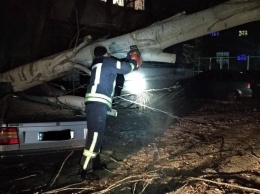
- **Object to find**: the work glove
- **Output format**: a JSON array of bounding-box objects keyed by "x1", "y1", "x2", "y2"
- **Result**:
[{"x1": 129, "y1": 45, "x2": 142, "y2": 70}]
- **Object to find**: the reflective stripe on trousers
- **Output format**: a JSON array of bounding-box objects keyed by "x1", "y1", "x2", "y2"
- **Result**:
[
  {"x1": 82, "y1": 132, "x2": 98, "y2": 170},
  {"x1": 85, "y1": 93, "x2": 112, "y2": 108}
]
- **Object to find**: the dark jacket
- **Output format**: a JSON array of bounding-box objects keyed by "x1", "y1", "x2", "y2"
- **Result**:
[{"x1": 85, "y1": 56, "x2": 136, "y2": 108}]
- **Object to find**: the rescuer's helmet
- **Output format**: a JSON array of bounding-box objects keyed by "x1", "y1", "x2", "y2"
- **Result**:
[{"x1": 93, "y1": 46, "x2": 107, "y2": 57}]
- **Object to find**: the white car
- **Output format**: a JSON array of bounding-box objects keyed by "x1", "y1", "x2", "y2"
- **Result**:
[{"x1": 0, "y1": 94, "x2": 87, "y2": 153}]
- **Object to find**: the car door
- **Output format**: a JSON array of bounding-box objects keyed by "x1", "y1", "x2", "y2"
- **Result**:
[{"x1": 191, "y1": 71, "x2": 215, "y2": 97}]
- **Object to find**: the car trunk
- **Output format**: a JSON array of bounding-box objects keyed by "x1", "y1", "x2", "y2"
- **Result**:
[{"x1": 0, "y1": 95, "x2": 87, "y2": 152}]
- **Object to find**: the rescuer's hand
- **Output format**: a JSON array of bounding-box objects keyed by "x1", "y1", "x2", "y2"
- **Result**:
[
  {"x1": 130, "y1": 52, "x2": 142, "y2": 69},
  {"x1": 129, "y1": 45, "x2": 142, "y2": 69}
]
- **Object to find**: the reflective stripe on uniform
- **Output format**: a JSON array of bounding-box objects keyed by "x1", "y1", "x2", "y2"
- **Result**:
[
  {"x1": 89, "y1": 132, "x2": 98, "y2": 154},
  {"x1": 116, "y1": 61, "x2": 121, "y2": 69},
  {"x1": 83, "y1": 132, "x2": 98, "y2": 170},
  {"x1": 92, "y1": 63, "x2": 102, "y2": 70},
  {"x1": 85, "y1": 93, "x2": 112, "y2": 108},
  {"x1": 112, "y1": 79, "x2": 116, "y2": 97},
  {"x1": 91, "y1": 63, "x2": 102, "y2": 93},
  {"x1": 86, "y1": 97, "x2": 112, "y2": 108},
  {"x1": 83, "y1": 149, "x2": 97, "y2": 157},
  {"x1": 129, "y1": 63, "x2": 135, "y2": 72}
]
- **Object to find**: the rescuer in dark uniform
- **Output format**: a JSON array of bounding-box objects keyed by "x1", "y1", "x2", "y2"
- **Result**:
[{"x1": 79, "y1": 45, "x2": 142, "y2": 180}]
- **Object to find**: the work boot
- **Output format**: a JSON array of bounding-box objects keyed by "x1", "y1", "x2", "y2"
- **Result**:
[
  {"x1": 78, "y1": 154, "x2": 107, "y2": 181},
  {"x1": 79, "y1": 169, "x2": 99, "y2": 181},
  {"x1": 78, "y1": 157, "x2": 102, "y2": 181},
  {"x1": 92, "y1": 154, "x2": 107, "y2": 170},
  {"x1": 77, "y1": 165, "x2": 100, "y2": 181}
]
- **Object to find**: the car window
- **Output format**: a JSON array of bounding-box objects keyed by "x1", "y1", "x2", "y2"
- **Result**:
[
  {"x1": 232, "y1": 71, "x2": 251, "y2": 82},
  {"x1": 214, "y1": 71, "x2": 251, "y2": 82}
]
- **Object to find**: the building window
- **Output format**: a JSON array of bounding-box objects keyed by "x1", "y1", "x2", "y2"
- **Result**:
[
  {"x1": 210, "y1": 32, "x2": 219, "y2": 37},
  {"x1": 114, "y1": 0, "x2": 124, "y2": 6},
  {"x1": 239, "y1": 30, "x2": 248, "y2": 36},
  {"x1": 134, "y1": 0, "x2": 144, "y2": 10},
  {"x1": 101, "y1": 0, "x2": 124, "y2": 6},
  {"x1": 101, "y1": 0, "x2": 144, "y2": 10}
]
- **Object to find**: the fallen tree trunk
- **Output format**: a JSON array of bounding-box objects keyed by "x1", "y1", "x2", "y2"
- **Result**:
[{"x1": 0, "y1": 0, "x2": 259, "y2": 93}]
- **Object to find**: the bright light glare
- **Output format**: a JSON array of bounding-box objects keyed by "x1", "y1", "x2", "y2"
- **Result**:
[{"x1": 124, "y1": 72, "x2": 146, "y2": 94}]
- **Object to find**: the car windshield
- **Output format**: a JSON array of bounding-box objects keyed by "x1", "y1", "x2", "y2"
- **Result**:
[{"x1": 197, "y1": 70, "x2": 252, "y2": 82}]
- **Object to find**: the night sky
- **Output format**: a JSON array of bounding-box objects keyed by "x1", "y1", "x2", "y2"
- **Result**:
[{"x1": 0, "y1": 0, "x2": 259, "y2": 71}]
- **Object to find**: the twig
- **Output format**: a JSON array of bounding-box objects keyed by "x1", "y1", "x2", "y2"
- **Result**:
[
  {"x1": 119, "y1": 86, "x2": 181, "y2": 98},
  {"x1": 103, "y1": 167, "x2": 118, "y2": 174},
  {"x1": 43, "y1": 186, "x2": 94, "y2": 193},
  {"x1": 92, "y1": 171, "x2": 160, "y2": 194},
  {"x1": 21, "y1": 184, "x2": 47, "y2": 193},
  {"x1": 173, "y1": 181, "x2": 189, "y2": 194},
  {"x1": 8, "y1": 185, "x2": 15, "y2": 194},
  {"x1": 189, "y1": 177, "x2": 260, "y2": 193},
  {"x1": 50, "y1": 151, "x2": 74, "y2": 187},
  {"x1": 132, "y1": 182, "x2": 138, "y2": 194},
  {"x1": 250, "y1": 145, "x2": 260, "y2": 158},
  {"x1": 73, "y1": 1, "x2": 80, "y2": 52},
  {"x1": 151, "y1": 143, "x2": 161, "y2": 160},
  {"x1": 109, "y1": 155, "x2": 123, "y2": 164},
  {"x1": 12, "y1": 174, "x2": 37, "y2": 181},
  {"x1": 118, "y1": 96, "x2": 181, "y2": 120},
  {"x1": 139, "y1": 181, "x2": 151, "y2": 194},
  {"x1": 43, "y1": 182, "x2": 94, "y2": 193}
]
